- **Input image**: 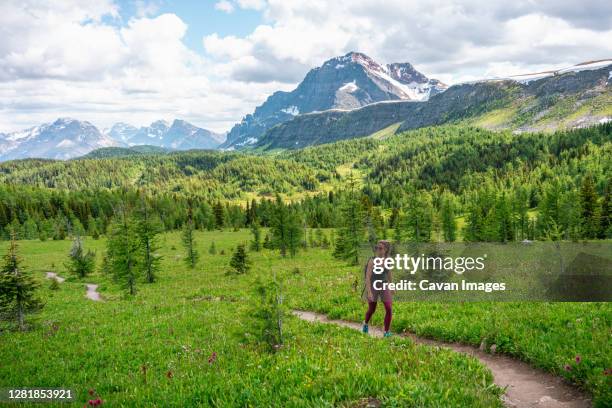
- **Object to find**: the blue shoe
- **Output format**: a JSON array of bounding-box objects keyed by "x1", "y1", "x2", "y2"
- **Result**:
[
  {"x1": 362, "y1": 323, "x2": 369, "y2": 334},
  {"x1": 383, "y1": 331, "x2": 392, "y2": 338}
]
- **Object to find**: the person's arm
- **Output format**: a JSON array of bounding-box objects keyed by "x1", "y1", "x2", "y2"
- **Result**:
[{"x1": 365, "y1": 258, "x2": 374, "y2": 301}]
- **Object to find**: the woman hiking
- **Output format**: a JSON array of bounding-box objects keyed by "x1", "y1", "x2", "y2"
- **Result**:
[{"x1": 362, "y1": 240, "x2": 393, "y2": 337}]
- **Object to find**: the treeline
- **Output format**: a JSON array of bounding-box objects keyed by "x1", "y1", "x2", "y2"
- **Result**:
[{"x1": 1, "y1": 123, "x2": 610, "y2": 243}]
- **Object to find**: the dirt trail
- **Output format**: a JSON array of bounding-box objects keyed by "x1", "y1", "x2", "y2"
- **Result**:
[
  {"x1": 85, "y1": 284, "x2": 102, "y2": 301},
  {"x1": 293, "y1": 310, "x2": 591, "y2": 408},
  {"x1": 45, "y1": 272, "x2": 65, "y2": 283}
]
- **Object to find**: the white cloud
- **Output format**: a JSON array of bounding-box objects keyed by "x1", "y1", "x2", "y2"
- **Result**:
[
  {"x1": 0, "y1": 0, "x2": 611, "y2": 133},
  {"x1": 214, "y1": 1, "x2": 235, "y2": 14}
]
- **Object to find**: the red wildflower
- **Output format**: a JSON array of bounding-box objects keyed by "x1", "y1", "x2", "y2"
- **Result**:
[
  {"x1": 575, "y1": 355, "x2": 581, "y2": 364},
  {"x1": 604, "y1": 368, "x2": 612, "y2": 376},
  {"x1": 166, "y1": 370, "x2": 173, "y2": 378},
  {"x1": 564, "y1": 364, "x2": 572, "y2": 371},
  {"x1": 208, "y1": 352, "x2": 217, "y2": 365}
]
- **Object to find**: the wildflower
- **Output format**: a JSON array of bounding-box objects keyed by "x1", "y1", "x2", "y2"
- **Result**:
[
  {"x1": 604, "y1": 368, "x2": 612, "y2": 376},
  {"x1": 208, "y1": 352, "x2": 217, "y2": 364},
  {"x1": 564, "y1": 364, "x2": 572, "y2": 372},
  {"x1": 575, "y1": 355, "x2": 581, "y2": 364},
  {"x1": 88, "y1": 389, "x2": 95, "y2": 396},
  {"x1": 166, "y1": 370, "x2": 173, "y2": 379}
]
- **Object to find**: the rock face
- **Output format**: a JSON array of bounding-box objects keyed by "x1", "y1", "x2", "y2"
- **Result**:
[
  {"x1": 0, "y1": 118, "x2": 119, "y2": 161},
  {"x1": 255, "y1": 64, "x2": 612, "y2": 149},
  {"x1": 106, "y1": 119, "x2": 225, "y2": 150},
  {"x1": 223, "y1": 52, "x2": 446, "y2": 148}
]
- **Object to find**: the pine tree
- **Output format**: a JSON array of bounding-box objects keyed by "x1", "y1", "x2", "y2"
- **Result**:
[
  {"x1": 600, "y1": 180, "x2": 611, "y2": 238},
  {"x1": 65, "y1": 235, "x2": 95, "y2": 278},
  {"x1": 230, "y1": 244, "x2": 250, "y2": 274},
  {"x1": 0, "y1": 232, "x2": 43, "y2": 330},
  {"x1": 182, "y1": 204, "x2": 199, "y2": 268},
  {"x1": 270, "y1": 195, "x2": 289, "y2": 257},
  {"x1": 250, "y1": 222, "x2": 262, "y2": 251},
  {"x1": 333, "y1": 175, "x2": 364, "y2": 265},
  {"x1": 136, "y1": 197, "x2": 162, "y2": 283},
  {"x1": 440, "y1": 194, "x2": 457, "y2": 242},
  {"x1": 209, "y1": 241, "x2": 217, "y2": 255},
  {"x1": 580, "y1": 174, "x2": 601, "y2": 239},
  {"x1": 106, "y1": 204, "x2": 140, "y2": 295},
  {"x1": 403, "y1": 192, "x2": 433, "y2": 242},
  {"x1": 213, "y1": 201, "x2": 224, "y2": 230}
]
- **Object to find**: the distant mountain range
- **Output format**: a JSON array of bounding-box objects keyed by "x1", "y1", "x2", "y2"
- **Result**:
[
  {"x1": 222, "y1": 51, "x2": 447, "y2": 148},
  {"x1": 0, "y1": 118, "x2": 225, "y2": 161},
  {"x1": 105, "y1": 119, "x2": 225, "y2": 150},
  {"x1": 1, "y1": 53, "x2": 610, "y2": 161}
]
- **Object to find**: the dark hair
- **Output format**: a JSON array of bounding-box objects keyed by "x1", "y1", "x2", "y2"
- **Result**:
[{"x1": 375, "y1": 240, "x2": 392, "y2": 257}]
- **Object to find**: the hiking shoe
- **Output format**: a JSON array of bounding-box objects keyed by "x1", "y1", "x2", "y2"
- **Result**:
[
  {"x1": 362, "y1": 323, "x2": 369, "y2": 334},
  {"x1": 383, "y1": 331, "x2": 392, "y2": 338}
]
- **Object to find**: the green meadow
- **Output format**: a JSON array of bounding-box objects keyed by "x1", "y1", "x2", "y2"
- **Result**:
[{"x1": 1, "y1": 230, "x2": 610, "y2": 407}]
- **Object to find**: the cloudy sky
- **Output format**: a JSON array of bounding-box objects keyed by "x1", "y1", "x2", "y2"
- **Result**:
[{"x1": 1, "y1": 0, "x2": 611, "y2": 133}]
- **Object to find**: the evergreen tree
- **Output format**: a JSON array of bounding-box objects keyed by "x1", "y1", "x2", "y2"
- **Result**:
[
  {"x1": 403, "y1": 192, "x2": 433, "y2": 242},
  {"x1": 106, "y1": 204, "x2": 140, "y2": 295},
  {"x1": 0, "y1": 232, "x2": 43, "y2": 330},
  {"x1": 230, "y1": 244, "x2": 250, "y2": 274},
  {"x1": 250, "y1": 222, "x2": 262, "y2": 251},
  {"x1": 182, "y1": 204, "x2": 199, "y2": 268},
  {"x1": 440, "y1": 194, "x2": 457, "y2": 242},
  {"x1": 213, "y1": 201, "x2": 225, "y2": 230},
  {"x1": 580, "y1": 174, "x2": 601, "y2": 239},
  {"x1": 270, "y1": 196, "x2": 292, "y2": 257},
  {"x1": 136, "y1": 197, "x2": 162, "y2": 283},
  {"x1": 333, "y1": 175, "x2": 364, "y2": 265},
  {"x1": 65, "y1": 236, "x2": 95, "y2": 278},
  {"x1": 600, "y1": 180, "x2": 611, "y2": 238},
  {"x1": 209, "y1": 241, "x2": 217, "y2": 255}
]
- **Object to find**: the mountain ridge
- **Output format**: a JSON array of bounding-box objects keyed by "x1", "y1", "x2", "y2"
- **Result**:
[
  {"x1": 222, "y1": 51, "x2": 446, "y2": 148},
  {"x1": 254, "y1": 62, "x2": 612, "y2": 149}
]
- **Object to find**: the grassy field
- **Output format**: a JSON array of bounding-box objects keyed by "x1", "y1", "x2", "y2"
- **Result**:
[{"x1": 0, "y1": 230, "x2": 610, "y2": 406}]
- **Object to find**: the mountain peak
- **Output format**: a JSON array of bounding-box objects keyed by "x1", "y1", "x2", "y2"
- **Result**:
[{"x1": 223, "y1": 52, "x2": 447, "y2": 148}]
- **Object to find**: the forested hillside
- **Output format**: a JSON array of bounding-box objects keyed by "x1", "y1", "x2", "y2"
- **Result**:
[{"x1": 1, "y1": 123, "x2": 610, "y2": 243}]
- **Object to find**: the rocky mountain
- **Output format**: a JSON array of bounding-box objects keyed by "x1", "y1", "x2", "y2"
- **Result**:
[
  {"x1": 0, "y1": 118, "x2": 119, "y2": 161},
  {"x1": 106, "y1": 119, "x2": 225, "y2": 150},
  {"x1": 222, "y1": 51, "x2": 446, "y2": 148},
  {"x1": 255, "y1": 61, "x2": 612, "y2": 150}
]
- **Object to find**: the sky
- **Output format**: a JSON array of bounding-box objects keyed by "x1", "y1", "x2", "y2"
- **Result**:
[{"x1": 0, "y1": 0, "x2": 611, "y2": 133}]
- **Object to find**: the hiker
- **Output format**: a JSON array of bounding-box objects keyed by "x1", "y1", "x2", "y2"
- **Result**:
[{"x1": 362, "y1": 240, "x2": 393, "y2": 337}]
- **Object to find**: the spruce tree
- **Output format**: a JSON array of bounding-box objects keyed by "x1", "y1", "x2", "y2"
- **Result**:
[
  {"x1": 106, "y1": 204, "x2": 140, "y2": 295},
  {"x1": 136, "y1": 197, "x2": 162, "y2": 283},
  {"x1": 440, "y1": 194, "x2": 457, "y2": 242},
  {"x1": 230, "y1": 244, "x2": 250, "y2": 274},
  {"x1": 270, "y1": 195, "x2": 289, "y2": 257},
  {"x1": 213, "y1": 201, "x2": 225, "y2": 230},
  {"x1": 65, "y1": 235, "x2": 95, "y2": 278},
  {"x1": 182, "y1": 204, "x2": 199, "y2": 268},
  {"x1": 333, "y1": 175, "x2": 364, "y2": 265},
  {"x1": 600, "y1": 180, "x2": 611, "y2": 238},
  {"x1": 0, "y1": 232, "x2": 43, "y2": 330},
  {"x1": 580, "y1": 174, "x2": 601, "y2": 239},
  {"x1": 250, "y1": 222, "x2": 262, "y2": 251}
]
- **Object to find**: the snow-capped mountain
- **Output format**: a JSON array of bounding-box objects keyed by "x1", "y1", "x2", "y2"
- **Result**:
[
  {"x1": 106, "y1": 119, "x2": 225, "y2": 150},
  {"x1": 223, "y1": 51, "x2": 446, "y2": 148},
  {"x1": 0, "y1": 118, "x2": 119, "y2": 161}
]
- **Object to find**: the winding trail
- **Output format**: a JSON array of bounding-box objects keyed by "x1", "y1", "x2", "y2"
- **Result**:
[
  {"x1": 85, "y1": 284, "x2": 102, "y2": 301},
  {"x1": 293, "y1": 310, "x2": 591, "y2": 408},
  {"x1": 45, "y1": 272, "x2": 65, "y2": 283}
]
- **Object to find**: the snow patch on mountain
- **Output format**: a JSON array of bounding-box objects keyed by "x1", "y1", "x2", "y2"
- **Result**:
[{"x1": 339, "y1": 81, "x2": 359, "y2": 93}]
